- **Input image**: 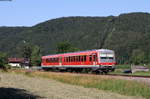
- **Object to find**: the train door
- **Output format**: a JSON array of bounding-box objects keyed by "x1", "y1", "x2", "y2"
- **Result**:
[
  {"x1": 89, "y1": 55, "x2": 93, "y2": 65},
  {"x1": 89, "y1": 53, "x2": 97, "y2": 65},
  {"x1": 92, "y1": 53, "x2": 97, "y2": 65},
  {"x1": 59, "y1": 56, "x2": 62, "y2": 66}
]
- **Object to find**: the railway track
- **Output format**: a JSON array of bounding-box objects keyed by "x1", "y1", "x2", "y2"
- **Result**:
[
  {"x1": 24, "y1": 68, "x2": 150, "y2": 79},
  {"x1": 42, "y1": 70, "x2": 150, "y2": 78},
  {"x1": 107, "y1": 74, "x2": 150, "y2": 78}
]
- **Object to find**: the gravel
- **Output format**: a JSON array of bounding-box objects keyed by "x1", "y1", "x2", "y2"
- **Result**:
[{"x1": 0, "y1": 72, "x2": 144, "y2": 99}]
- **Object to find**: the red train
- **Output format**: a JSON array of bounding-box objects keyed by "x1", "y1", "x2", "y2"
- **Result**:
[{"x1": 41, "y1": 49, "x2": 116, "y2": 74}]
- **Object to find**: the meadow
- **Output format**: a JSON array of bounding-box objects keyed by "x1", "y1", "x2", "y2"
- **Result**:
[{"x1": 7, "y1": 69, "x2": 150, "y2": 99}]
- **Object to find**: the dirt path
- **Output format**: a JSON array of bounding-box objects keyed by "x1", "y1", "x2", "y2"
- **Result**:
[{"x1": 0, "y1": 72, "x2": 144, "y2": 99}]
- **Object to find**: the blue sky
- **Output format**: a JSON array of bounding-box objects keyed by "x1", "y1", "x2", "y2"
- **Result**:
[{"x1": 0, "y1": 0, "x2": 150, "y2": 26}]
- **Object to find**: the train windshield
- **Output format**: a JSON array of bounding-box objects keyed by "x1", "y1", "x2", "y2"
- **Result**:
[{"x1": 100, "y1": 53, "x2": 115, "y2": 62}]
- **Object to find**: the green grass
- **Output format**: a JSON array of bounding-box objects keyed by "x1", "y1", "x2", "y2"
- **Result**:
[
  {"x1": 132, "y1": 71, "x2": 150, "y2": 76},
  {"x1": 116, "y1": 64, "x2": 131, "y2": 69},
  {"x1": 6, "y1": 70, "x2": 150, "y2": 99}
]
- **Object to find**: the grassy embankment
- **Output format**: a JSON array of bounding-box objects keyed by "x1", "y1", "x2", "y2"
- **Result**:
[{"x1": 6, "y1": 69, "x2": 150, "y2": 99}]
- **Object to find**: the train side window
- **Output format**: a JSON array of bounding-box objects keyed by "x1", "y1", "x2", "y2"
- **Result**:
[
  {"x1": 48, "y1": 58, "x2": 50, "y2": 63},
  {"x1": 47, "y1": 58, "x2": 50, "y2": 63},
  {"x1": 56, "y1": 58, "x2": 58, "y2": 62},
  {"x1": 46, "y1": 59, "x2": 48, "y2": 63},
  {"x1": 73, "y1": 56, "x2": 75, "y2": 62},
  {"x1": 57, "y1": 58, "x2": 59, "y2": 62},
  {"x1": 72, "y1": 56, "x2": 73, "y2": 62},
  {"x1": 72, "y1": 56, "x2": 74, "y2": 62},
  {"x1": 81, "y1": 56, "x2": 84, "y2": 62},
  {"x1": 84, "y1": 55, "x2": 86, "y2": 62},
  {"x1": 55, "y1": 58, "x2": 57, "y2": 62},
  {"x1": 65, "y1": 57, "x2": 66, "y2": 62},
  {"x1": 79, "y1": 56, "x2": 80, "y2": 62},
  {"x1": 51, "y1": 58, "x2": 53, "y2": 62},
  {"x1": 79, "y1": 56, "x2": 81, "y2": 62},
  {"x1": 69, "y1": 56, "x2": 71, "y2": 62},
  {"x1": 93, "y1": 55, "x2": 97, "y2": 61},
  {"x1": 68, "y1": 57, "x2": 69, "y2": 62},
  {"x1": 69, "y1": 57, "x2": 71, "y2": 62},
  {"x1": 76, "y1": 56, "x2": 78, "y2": 62},
  {"x1": 66, "y1": 57, "x2": 68, "y2": 62},
  {"x1": 67, "y1": 57, "x2": 69, "y2": 62},
  {"x1": 53, "y1": 58, "x2": 55, "y2": 62},
  {"x1": 70, "y1": 57, "x2": 72, "y2": 62},
  {"x1": 89, "y1": 55, "x2": 92, "y2": 61},
  {"x1": 55, "y1": 58, "x2": 57, "y2": 63},
  {"x1": 71, "y1": 56, "x2": 73, "y2": 62},
  {"x1": 74, "y1": 56, "x2": 76, "y2": 62}
]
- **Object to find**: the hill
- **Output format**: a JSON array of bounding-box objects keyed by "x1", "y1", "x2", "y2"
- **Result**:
[
  {"x1": 0, "y1": 27, "x2": 28, "y2": 56},
  {"x1": 0, "y1": 12, "x2": 150, "y2": 64}
]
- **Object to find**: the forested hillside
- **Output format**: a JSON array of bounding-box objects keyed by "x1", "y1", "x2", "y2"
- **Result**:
[
  {"x1": 0, "y1": 12, "x2": 150, "y2": 64},
  {"x1": 0, "y1": 27, "x2": 28, "y2": 56}
]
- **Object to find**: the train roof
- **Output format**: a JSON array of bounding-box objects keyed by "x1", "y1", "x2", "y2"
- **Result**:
[{"x1": 42, "y1": 49, "x2": 114, "y2": 58}]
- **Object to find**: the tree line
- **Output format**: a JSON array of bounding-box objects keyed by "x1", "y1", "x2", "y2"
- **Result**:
[
  {"x1": 0, "y1": 41, "x2": 80, "y2": 69},
  {"x1": 1, "y1": 41, "x2": 150, "y2": 70}
]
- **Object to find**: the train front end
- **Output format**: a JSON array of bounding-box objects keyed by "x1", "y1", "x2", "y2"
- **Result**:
[{"x1": 98, "y1": 49, "x2": 116, "y2": 72}]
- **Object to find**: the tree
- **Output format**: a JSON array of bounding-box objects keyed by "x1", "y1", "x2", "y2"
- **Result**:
[
  {"x1": 130, "y1": 49, "x2": 146, "y2": 65},
  {"x1": 56, "y1": 41, "x2": 80, "y2": 53},
  {"x1": 0, "y1": 52, "x2": 8, "y2": 69},
  {"x1": 30, "y1": 45, "x2": 41, "y2": 66},
  {"x1": 21, "y1": 43, "x2": 41, "y2": 66}
]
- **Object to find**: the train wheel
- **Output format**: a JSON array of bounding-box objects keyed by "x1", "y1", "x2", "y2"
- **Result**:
[{"x1": 103, "y1": 70, "x2": 108, "y2": 74}]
